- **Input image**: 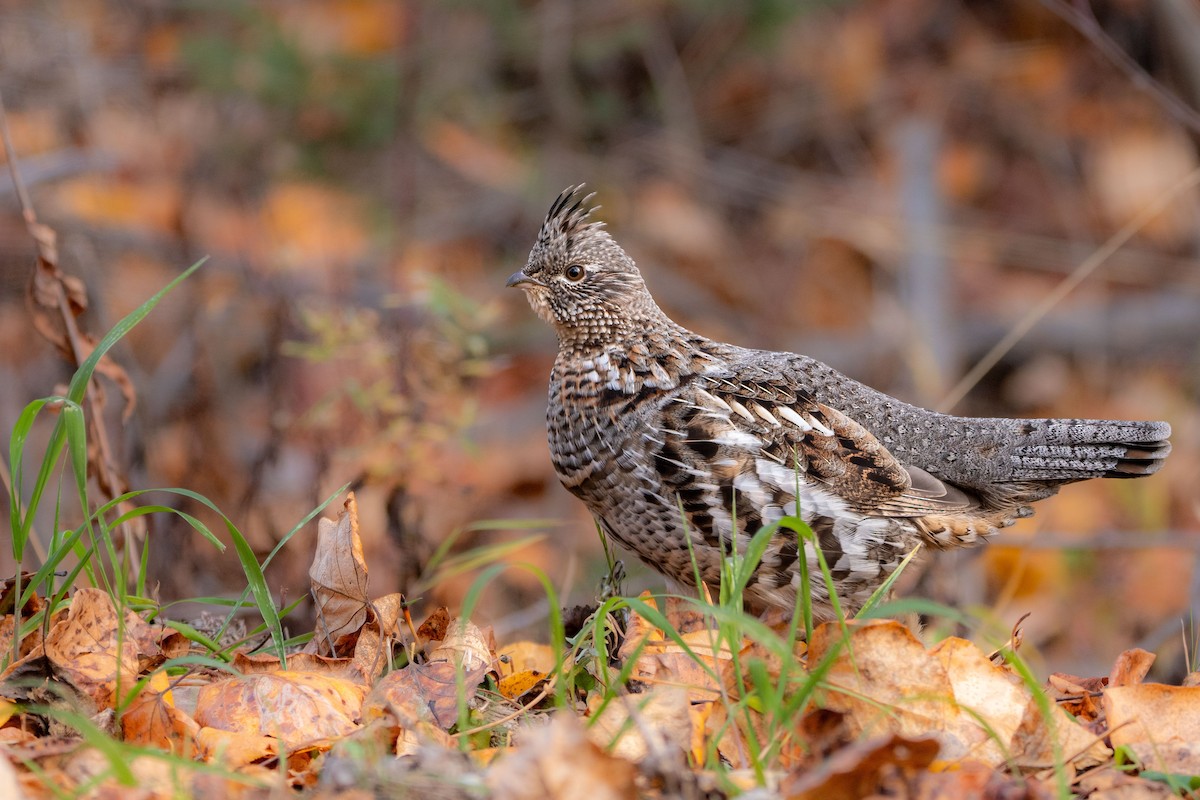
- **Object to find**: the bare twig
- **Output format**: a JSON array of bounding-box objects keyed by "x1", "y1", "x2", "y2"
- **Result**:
[
  {"x1": 937, "y1": 165, "x2": 1200, "y2": 412},
  {"x1": 1041, "y1": 0, "x2": 1200, "y2": 136},
  {"x1": 0, "y1": 85, "x2": 146, "y2": 575}
]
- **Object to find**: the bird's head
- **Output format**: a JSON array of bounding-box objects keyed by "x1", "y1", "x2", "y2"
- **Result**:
[{"x1": 507, "y1": 186, "x2": 654, "y2": 348}]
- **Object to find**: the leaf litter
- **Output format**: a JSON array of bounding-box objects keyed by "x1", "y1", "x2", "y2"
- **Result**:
[{"x1": 2, "y1": 492, "x2": 1198, "y2": 798}]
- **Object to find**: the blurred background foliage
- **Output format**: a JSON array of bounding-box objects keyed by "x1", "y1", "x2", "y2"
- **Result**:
[{"x1": 1, "y1": 0, "x2": 1198, "y2": 676}]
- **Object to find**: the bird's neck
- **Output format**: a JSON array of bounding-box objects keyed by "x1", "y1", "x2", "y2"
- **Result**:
[{"x1": 554, "y1": 306, "x2": 721, "y2": 395}]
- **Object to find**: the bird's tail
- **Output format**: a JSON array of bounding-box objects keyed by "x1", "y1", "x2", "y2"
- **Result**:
[{"x1": 1009, "y1": 419, "x2": 1171, "y2": 481}]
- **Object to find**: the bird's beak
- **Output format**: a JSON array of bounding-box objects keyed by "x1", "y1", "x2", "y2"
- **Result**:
[{"x1": 506, "y1": 270, "x2": 542, "y2": 288}]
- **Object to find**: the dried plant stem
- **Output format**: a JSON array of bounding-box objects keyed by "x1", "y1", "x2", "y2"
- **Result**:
[{"x1": 938, "y1": 165, "x2": 1200, "y2": 412}]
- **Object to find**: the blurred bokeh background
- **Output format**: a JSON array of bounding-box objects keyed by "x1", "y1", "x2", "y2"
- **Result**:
[{"x1": 1, "y1": 0, "x2": 1198, "y2": 678}]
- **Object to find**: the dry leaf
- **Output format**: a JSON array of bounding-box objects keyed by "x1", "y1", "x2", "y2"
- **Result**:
[
  {"x1": 809, "y1": 621, "x2": 1108, "y2": 768},
  {"x1": 121, "y1": 670, "x2": 200, "y2": 754},
  {"x1": 41, "y1": 588, "x2": 144, "y2": 710},
  {"x1": 1108, "y1": 648, "x2": 1156, "y2": 688},
  {"x1": 588, "y1": 687, "x2": 692, "y2": 764},
  {"x1": 309, "y1": 493, "x2": 370, "y2": 655},
  {"x1": 780, "y1": 733, "x2": 939, "y2": 800},
  {"x1": 1105, "y1": 683, "x2": 1200, "y2": 775},
  {"x1": 488, "y1": 712, "x2": 637, "y2": 800},
  {"x1": 364, "y1": 659, "x2": 488, "y2": 730},
  {"x1": 428, "y1": 617, "x2": 495, "y2": 674},
  {"x1": 194, "y1": 670, "x2": 365, "y2": 751}
]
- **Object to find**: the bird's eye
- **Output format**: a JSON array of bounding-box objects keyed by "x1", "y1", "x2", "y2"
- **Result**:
[{"x1": 564, "y1": 264, "x2": 585, "y2": 282}]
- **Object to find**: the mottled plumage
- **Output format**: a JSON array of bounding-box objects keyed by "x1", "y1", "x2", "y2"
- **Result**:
[{"x1": 508, "y1": 186, "x2": 1172, "y2": 620}]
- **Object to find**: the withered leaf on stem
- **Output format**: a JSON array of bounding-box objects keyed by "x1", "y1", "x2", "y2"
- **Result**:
[{"x1": 308, "y1": 493, "x2": 371, "y2": 656}]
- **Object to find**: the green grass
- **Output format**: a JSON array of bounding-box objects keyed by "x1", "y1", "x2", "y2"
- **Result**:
[{"x1": 3, "y1": 260, "x2": 1083, "y2": 798}]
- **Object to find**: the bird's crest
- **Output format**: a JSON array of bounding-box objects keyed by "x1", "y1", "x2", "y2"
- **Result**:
[{"x1": 538, "y1": 185, "x2": 604, "y2": 250}]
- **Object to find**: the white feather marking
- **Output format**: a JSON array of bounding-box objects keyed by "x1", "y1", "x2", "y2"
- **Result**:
[
  {"x1": 695, "y1": 388, "x2": 732, "y2": 413},
  {"x1": 727, "y1": 399, "x2": 754, "y2": 422},
  {"x1": 776, "y1": 405, "x2": 813, "y2": 431},
  {"x1": 649, "y1": 360, "x2": 674, "y2": 388},
  {"x1": 805, "y1": 414, "x2": 835, "y2": 436},
  {"x1": 585, "y1": 370, "x2": 600, "y2": 383},
  {"x1": 750, "y1": 402, "x2": 781, "y2": 427},
  {"x1": 713, "y1": 428, "x2": 762, "y2": 448}
]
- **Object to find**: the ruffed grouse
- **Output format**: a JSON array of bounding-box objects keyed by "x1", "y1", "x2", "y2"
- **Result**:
[{"x1": 508, "y1": 186, "x2": 1171, "y2": 620}]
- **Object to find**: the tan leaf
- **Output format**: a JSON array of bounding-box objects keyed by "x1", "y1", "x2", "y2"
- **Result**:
[
  {"x1": 1105, "y1": 683, "x2": 1200, "y2": 775},
  {"x1": 428, "y1": 617, "x2": 495, "y2": 674},
  {"x1": 195, "y1": 726, "x2": 276, "y2": 767},
  {"x1": 809, "y1": 621, "x2": 1107, "y2": 768},
  {"x1": 194, "y1": 671, "x2": 365, "y2": 750},
  {"x1": 780, "y1": 733, "x2": 939, "y2": 800},
  {"x1": 487, "y1": 712, "x2": 637, "y2": 800},
  {"x1": 309, "y1": 493, "x2": 370, "y2": 655},
  {"x1": 1109, "y1": 648, "x2": 1156, "y2": 688},
  {"x1": 364, "y1": 659, "x2": 488, "y2": 730},
  {"x1": 42, "y1": 588, "x2": 143, "y2": 709},
  {"x1": 121, "y1": 670, "x2": 200, "y2": 754},
  {"x1": 587, "y1": 687, "x2": 691, "y2": 764}
]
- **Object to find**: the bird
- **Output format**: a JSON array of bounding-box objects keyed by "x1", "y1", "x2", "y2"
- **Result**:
[{"x1": 507, "y1": 185, "x2": 1172, "y2": 621}]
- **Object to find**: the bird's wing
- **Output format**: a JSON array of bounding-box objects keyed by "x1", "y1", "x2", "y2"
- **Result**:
[{"x1": 656, "y1": 374, "x2": 974, "y2": 520}]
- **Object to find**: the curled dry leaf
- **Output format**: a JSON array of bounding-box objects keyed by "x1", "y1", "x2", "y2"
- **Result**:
[
  {"x1": 364, "y1": 658, "x2": 490, "y2": 731},
  {"x1": 429, "y1": 617, "x2": 495, "y2": 674},
  {"x1": 194, "y1": 670, "x2": 365, "y2": 751},
  {"x1": 121, "y1": 670, "x2": 201, "y2": 754},
  {"x1": 780, "y1": 733, "x2": 939, "y2": 800},
  {"x1": 309, "y1": 493, "x2": 371, "y2": 656},
  {"x1": 1108, "y1": 648, "x2": 1156, "y2": 688},
  {"x1": 808, "y1": 620, "x2": 1108, "y2": 769},
  {"x1": 487, "y1": 712, "x2": 637, "y2": 800},
  {"x1": 1104, "y1": 683, "x2": 1200, "y2": 775},
  {"x1": 587, "y1": 687, "x2": 692, "y2": 764},
  {"x1": 41, "y1": 588, "x2": 145, "y2": 710}
]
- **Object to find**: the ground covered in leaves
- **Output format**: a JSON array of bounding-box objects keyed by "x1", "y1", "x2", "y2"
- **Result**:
[
  {"x1": 3, "y1": 495, "x2": 1200, "y2": 798},
  {"x1": 3, "y1": 0, "x2": 1200, "y2": 797}
]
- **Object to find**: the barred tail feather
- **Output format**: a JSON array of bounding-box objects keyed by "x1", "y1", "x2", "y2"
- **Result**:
[{"x1": 1010, "y1": 419, "x2": 1171, "y2": 481}]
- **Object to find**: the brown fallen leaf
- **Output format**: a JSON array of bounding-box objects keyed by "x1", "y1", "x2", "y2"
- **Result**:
[
  {"x1": 1108, "y1": 648, "x2": 1156, "y2": 688},
  {"x1": 194, "y1": 670, "x2": 365, "y2": 751},
  {"x1": 41, "y1": 588, "x2": 145, "y2": 710},
  {"x1": 429, "y1": 617, "x2": 496, "y2": 675},
  {"x1": 308, "y1": 493, "x2": 371, "y2": 656},
  {"x1": 120, "y1": 670, "x2": 200, "y2": 754},
  {"x1": 364, "y1": 658, "x2": 489, "y2": 730},
  {"x1": 588, "y1": 687, "x2": 692, "y2": 764},
  {"x1": 487, "y1": 712, "x2": 637, "y2": 800},
  {"x1": 1105, "y1": 683, "x2": 1200, "y2": 775},
  {"x1": 779, "y1": 733, "x2": 939, "y2": 800},
  {"x1": 809, "y1": 621, "x2": 1108, "y2": 768}
]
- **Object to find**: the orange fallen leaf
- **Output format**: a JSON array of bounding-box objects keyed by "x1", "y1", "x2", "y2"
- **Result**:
[
  {"x1": 42, "y1": 588, "x2": 144, "y2": 710},
  {"x1": 487, "y1": 712, "x2": 637, "y2": 800},
  {"x1": 1108, "y1": 648, "x2": 1156, "y2": 688},
  {"x1": 121, "y1": 670, "x2": 200, "y2": 754},
  {"x1": 194, "y1": 671, "x2": 365, "y2": 751},
  {"x1": 1105, "y1": 683, "x2": 1200, "y2": 775},
  {"x1": 780, "y1": 733, "x2": 939, "y2": 800}
]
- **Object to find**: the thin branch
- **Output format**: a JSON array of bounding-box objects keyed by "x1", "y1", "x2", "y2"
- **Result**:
[
  {"x1": 937, "y1": 165, "x2": 1200, "y2": 412},
  {"x1": 1042, "y1": 0, "x2": 1200, "y2": 136}
]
